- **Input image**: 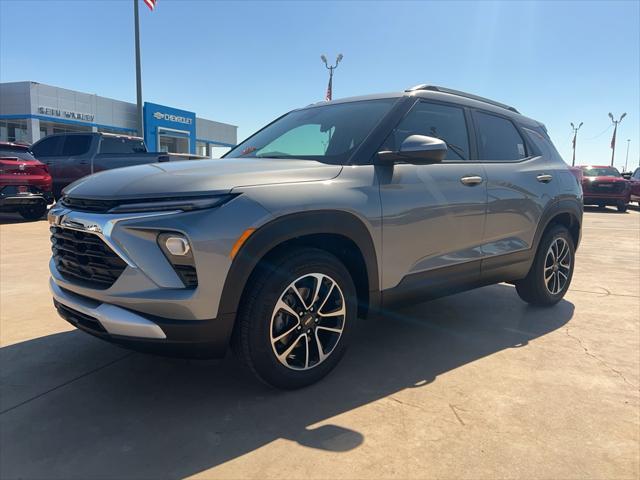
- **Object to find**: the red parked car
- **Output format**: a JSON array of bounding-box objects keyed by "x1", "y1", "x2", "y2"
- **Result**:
[
  {"x1": 0, "y1": 142, "x2": 53, "y2": 220},
  {"x1": 627, "y1": 167, "x2": 640, "y2": 206},
  {"x1": 578, "y1": 165, "x2": 631, "y2": 212}
]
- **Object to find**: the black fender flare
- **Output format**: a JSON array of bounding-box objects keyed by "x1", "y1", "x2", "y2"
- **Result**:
[
  {"x1": 217, "y1": 210, "x2": 380, "y2": 321},
  {"x1": 532, "y1": 199, "x2": 583, "y2": 253}
]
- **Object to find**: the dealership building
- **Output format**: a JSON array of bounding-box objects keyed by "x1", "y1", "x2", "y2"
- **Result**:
[{"x1": 0, "y1": 81, "x2": 237, "y2": 157}]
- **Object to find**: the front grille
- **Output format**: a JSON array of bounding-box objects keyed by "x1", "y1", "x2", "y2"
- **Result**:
[
  {"x1": 50, "y1": 226, "x2": 127, "y2": 289},
  {"x1": 54, "y1": 300, "x2": 107, "y2": 334},
  {"x1": 585, "y1": 182, "x2": 626, "y2": 194},
  {"x1": 60, "y1": 196, "x2": 119, "y2": 213}
]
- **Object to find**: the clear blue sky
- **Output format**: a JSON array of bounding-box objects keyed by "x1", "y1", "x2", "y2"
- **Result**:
[{"x1": 1, "y1": 0, "x2": 638, "y2": 169}]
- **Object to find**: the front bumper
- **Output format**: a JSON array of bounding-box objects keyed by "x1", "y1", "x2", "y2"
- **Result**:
[
  {"x1": 583, "y1": 193, "x2": 630, "y2": 205},
  {"x1": 51, "y1": 279, "x2": 232, "y2": 357},
  {"x1": 47, "y1": 195, "x2": 273, "y2": 357},
  {"x1": 0, "y1": 189, "x2": 53, "y2": 209}
]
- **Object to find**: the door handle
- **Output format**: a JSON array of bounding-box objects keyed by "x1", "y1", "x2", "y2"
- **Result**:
[
  {"x1": 537, "y1": 173, "x2": 553, "y2": 183},
  {"x1": 460, "y1": 175, "x2": 483, "y2": 186}
]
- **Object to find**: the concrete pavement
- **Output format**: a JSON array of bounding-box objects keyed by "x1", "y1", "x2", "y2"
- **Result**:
[{"x1": 1, "y1": 207, "x2": 638, "y2": 479}]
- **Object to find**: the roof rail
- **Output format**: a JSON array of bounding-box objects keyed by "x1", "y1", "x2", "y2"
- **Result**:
[{"x1": 405, "y1": 84, "x2": 520, "y2": 114}]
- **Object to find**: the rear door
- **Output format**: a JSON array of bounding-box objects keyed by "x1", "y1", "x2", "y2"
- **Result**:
[
  {"x1": 379, "y1": 100, "x2": 487, "y2": 298},
  {"x1": 34, "y1": 135, "x2": 94, "y2": 196},
  {"x1": 56, "y1": 135, "x2": 94, "y2": 191},
  {"x1": 31, "y1": 136, "x2": 64, "y2": 194},
  {"x1": 472, "y1": 111, "x2": 555, "y2": 277}
]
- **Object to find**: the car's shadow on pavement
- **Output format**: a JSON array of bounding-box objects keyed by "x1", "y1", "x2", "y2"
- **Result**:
[
  {"x1": 0, "y1": 284, "x2": 574, "y2": 479},
  {"x1": 0, "y1": 212, "x2": 48, "y2": 224}
]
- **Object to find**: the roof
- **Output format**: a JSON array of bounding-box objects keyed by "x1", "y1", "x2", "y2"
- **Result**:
[{"x1": 307, "y1": 84, "x2": 541, "y2": 127}]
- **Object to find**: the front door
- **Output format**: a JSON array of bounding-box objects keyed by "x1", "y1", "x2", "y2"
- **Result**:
[{"x1": 379, "y1": 100, "x2": 487, "y2": 302}]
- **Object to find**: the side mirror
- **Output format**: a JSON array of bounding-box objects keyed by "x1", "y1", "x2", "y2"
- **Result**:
[{"x1": 377, "y1": 135, "x2": 447, "y2": 165}]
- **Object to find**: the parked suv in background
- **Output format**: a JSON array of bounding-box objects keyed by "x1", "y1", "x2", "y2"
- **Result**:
[
  {"x1": 30, "y1": 132, "x2": 200, "y2": 198},
  {"x1": 0, "y1": 142, "x2": 53, "y2": 219},
  {"x1": 578, "y1": 165, "x2": 630, "y2": 212},
  {"x1": 49, "y1": 85, "x2": 582, "y2": 388},
  {"x1": 628, "y1": 167, "x2": 640, "y2": 205}
]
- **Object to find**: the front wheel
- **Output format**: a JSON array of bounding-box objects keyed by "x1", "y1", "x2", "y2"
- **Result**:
[
  {"x1": 232, "y1": 248, "x2": 357, "y2": 389},
  {"x1": 515, "y1": 225, "x2": 575, "y2": 306},
  {"x1": 617, "y1": 202, "x2": 628, "y2": 213}
]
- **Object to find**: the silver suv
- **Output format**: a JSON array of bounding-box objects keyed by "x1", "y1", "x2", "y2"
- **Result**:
[{"x1": 48, "y1": 85, "x2": 582, "y2": 388}]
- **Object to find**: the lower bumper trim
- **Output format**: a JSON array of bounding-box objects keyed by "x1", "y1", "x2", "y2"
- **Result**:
[
  {"x1": 50, "y1": 278, "x2": 166, "y2": 339},
  {"x1": 49, "y1": 278, "x2": 237, "y2": 358}
]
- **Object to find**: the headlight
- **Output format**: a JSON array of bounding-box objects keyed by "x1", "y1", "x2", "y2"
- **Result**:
[{"x1": 107, "y1": 194, "x2": 237, "y2": 214}]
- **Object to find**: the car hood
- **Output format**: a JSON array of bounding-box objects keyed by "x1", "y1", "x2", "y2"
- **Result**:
[
  {"x1": 63, "y1": 158, "x2": 343, "y2": 200},
  {"x1": 582, "y1": 176, "x2": 627, "y2": 183}
]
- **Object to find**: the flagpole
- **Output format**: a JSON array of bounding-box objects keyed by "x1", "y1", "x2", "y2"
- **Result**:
[{"x1": 134, "y1": 0, "x2": 143, "y2": 138}]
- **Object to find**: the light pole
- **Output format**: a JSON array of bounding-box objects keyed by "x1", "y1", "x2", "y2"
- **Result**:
[
  {"x1": 608, "y1": 112, "x2": 626, "y2": 166},
  {"x1": 624, "y1": 139, "x2": 631, "y2": 172},
  {"x1": 321, "y1": 54, "x2": 343, "y2": 101},
  {"x1": 570, "y1": 121, "x2": 583, "y2": 166},
  {"x1": 133, "y1": 0, "x2": 143, "y2": 138}
]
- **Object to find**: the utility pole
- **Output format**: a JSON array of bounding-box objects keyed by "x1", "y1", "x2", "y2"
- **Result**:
[
  {"x1": 320, "y1": 54, "x2": 343, "y2": 101},
  {"x1": 608, "y1": 112, "x2": 626, "y2": 166},
  {"x1": 570, "y1": 121, "x2": 583, "y2": 166},
  {"x1": 624, "y1": 139, "x2": 631, "y2": 172},
  {"x1": 134, "y1": 0, "x2": 143, "y2": 138}
]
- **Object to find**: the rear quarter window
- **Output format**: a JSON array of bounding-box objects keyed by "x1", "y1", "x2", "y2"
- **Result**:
[{"x1": 475, "y1": 111, "x2": 527, "y2": 161}]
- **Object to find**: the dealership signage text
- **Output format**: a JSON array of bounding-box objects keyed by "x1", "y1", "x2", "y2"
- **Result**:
[
  {"x1": 153, "y1": 111, "x2": 193, "y2": 125},
  {"x1": 38, "y1": 107, "x2": 95, "y2": 122}
]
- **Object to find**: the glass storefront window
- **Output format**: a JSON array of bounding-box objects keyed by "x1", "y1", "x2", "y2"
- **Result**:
[
  {"x1": 210, "y1": 146, "x2": 232, "y2": 158},
  {"x1": 98, "y1": 127, "x2": 137, "y2": 136},
  {"x1": 39, "y1": 120, "x2": 91, "y2": 137},
  {"x1": 0, "y1": 119, "x2": 29, "y2": 143},
  {"x1": 196, "y1": 141, "x2": 210, "y2": 157}
]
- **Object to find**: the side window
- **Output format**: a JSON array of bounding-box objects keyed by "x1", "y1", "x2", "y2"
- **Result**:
[
  {"x1": 99, "y1": 137, "x2": 146, "y2": 154},
  {"x1": 475, "y1": 111, "x2": 527, "y2": 161},
  {"x1": 384, "y1": 102, "x2": 470, "y2": 160},
  {"x1": 61, "y1": 135, "x2": 92, "y2": 156},
  {"x1": 633, "y1": 168, "x2": 640, "y2": 180},
  {"x1": 31, "y1": 136, "x2": 63, "y2": 158}
]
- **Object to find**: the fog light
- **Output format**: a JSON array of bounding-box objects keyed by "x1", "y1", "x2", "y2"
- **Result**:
[{"x1": 165, "y1": 236, "x2": 190, "y2": 256}]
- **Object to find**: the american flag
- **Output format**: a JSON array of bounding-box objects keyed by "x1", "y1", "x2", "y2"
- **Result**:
[
  {"x1": 325, "y1": 75, "x2": 333, "y2": 101},
  {"x1": 144, "y1": 0, "x2": 157, "y2": 11}
]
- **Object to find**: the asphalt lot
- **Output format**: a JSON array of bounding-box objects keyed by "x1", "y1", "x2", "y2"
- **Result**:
[{"x1": 1, "y1": 207, "x2": 638, "y2": 479}]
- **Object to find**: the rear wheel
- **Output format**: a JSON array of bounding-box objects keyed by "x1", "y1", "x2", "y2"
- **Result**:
[
  {"x1": 515, "y1": 225, "x2": 575, "y2": 306},
  {"x1": 18, "y1": 203, "x2": 47, "y2": 220},
  {"x1": 232, "y1": 248, "x2": 357, "y2": 389}
]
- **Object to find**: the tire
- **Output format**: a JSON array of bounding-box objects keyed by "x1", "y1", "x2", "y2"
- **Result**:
[
  {"x1": 617, "y1": 202, "x2": 628, "y2": 213},
  {"x1": 232, "y1": 248, "x2": 357, "y2": 389},
  {"x1": 515, "y1": 224, "x2": 575, "y2": 306},
  {"x1": 18, "y1": 203, "x2": 47, "y2": 221}
]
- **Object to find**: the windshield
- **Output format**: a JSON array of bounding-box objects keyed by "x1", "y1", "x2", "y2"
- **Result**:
[
  {"x1": 0, "y1": 148, "x2": 35, "y2": 161},
  {"x1": 226, "y1": 99, "x2": 397, "y2": 163},
  {"x1": 582, "y1": 167, "x2": 621, "y2": 177}
]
